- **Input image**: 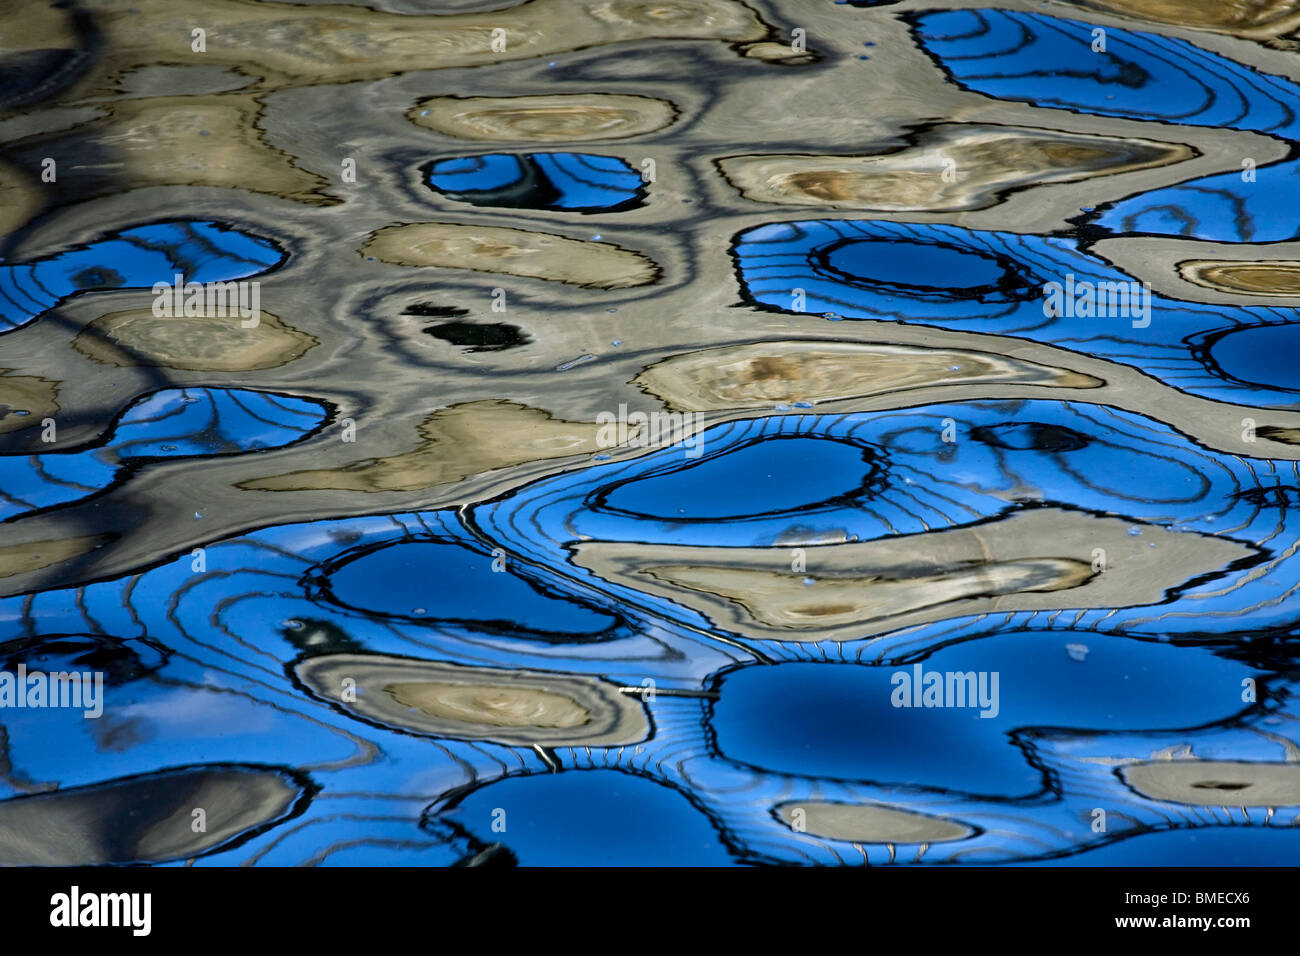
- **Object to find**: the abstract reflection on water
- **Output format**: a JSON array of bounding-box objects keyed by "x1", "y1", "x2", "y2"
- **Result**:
[{"x1": 1, "y1": 0, "x2": 1299, "y2": 866}]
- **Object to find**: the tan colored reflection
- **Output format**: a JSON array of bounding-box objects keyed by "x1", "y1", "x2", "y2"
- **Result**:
[
  {"x1": 0, "y1": 161, "x2": 44, "y2": 238},
  {"x1": 1122, "y1": 760, "x2": 1300, "y2": 806},
  {"x1": 0, "y1": 535, "x2": 112, "y2": 579},
  {"x1": 1066, "y1": 0, "x2": 1300, "y2": 38},
  {"x1": 72, "y1": 94, "x2": 332, "y2": 204},
  {"x1": 74, "y1": 309, "x2": 316, "y2": 371},
  {"x1": 1178, "y1": 259, "x2": 1300, "y2": 297},
  {"x1": 776, "y1": 801, "x2": 973, "y2": 843},
  {"x1": 644, "y1": 558, "x2": 1091, "y2": 629},
  {"x1": 410, "y1": 93, "x2": 677, "y2": 142},
  {"x1": 0, "y1": 371, "x2": 58, "y2": 434},
  {"x1": 240, "y1": 400, "x2": 616, "y2": 493},
  {"x1": 2, "y1": 94, "x2": 332, "y2": 234},
  {"x1": 572, "y1": 509, "x2": 1252, "y2": 642},
  {"x1": 0, "y1": 766, "x2": 300, "y2": 865},
  {"x1": 0, "y1": 0, "x2": 78, "y2": 55},
  {"x1": 46, "y1": 0, "x2": 765, "y2": 100},
  {"x1": 387, "y1": 682, "x2": 590, "y2": 729},
  {"x1": 636, "y1": 340, "x2": 1101, "y2": 410},
  {"x1": 296, "y1": 654, "x2": 649, "y2": 747},
  {"x1": 739, "y1": 41, "x2": 816, "y2": 63},
  {"x1": 719, "y1": 125, "x2": 1191, "y2": 212},
  {"x1": 362, "y1": 223, "x2": 659, "y2": 289}
]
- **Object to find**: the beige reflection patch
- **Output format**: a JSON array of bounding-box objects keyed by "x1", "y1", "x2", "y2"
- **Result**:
[
  {"x1": 0, "y1": 535, "x2": 112, "y2": 580},
  {"x1": 387, "y1": 682, "x2": 590, "y2": 729},
  {"x1": 739, "y1": 41, "x2": 816, "y2": 62},
  {"x1": 240, "y1": 400, "x2": 608, "y2": 493},
  {"x1": 635, "y1": 340, "x2": 1101, "y2": 410},
  {"x1": 776, "y1": 801, "x2": 974, "y2": 843},
  {"x1": 1178, "y1": 259, "x2": 1300, "y2": 297},
  {"x1": 75, "y1": 94, "x2": 333, "y2": 204},
  {"x1": 296, "y1": 654, "x2": 649, "y2": 747},
  {"x1": 719, "y1": 125, "x2": 1191, "y2": 212},
  {"x1": 409, "y1": 92, "x2": 677, "y2": 142},
  {"x1": 362, "y1": 223, "x2": 659, "y2": 289},
  {"x1": 0, "y1": 372, "x2": 58, "y2": 435},
  {"x1": 0, "y1": 767, "x2": 301, "y2": 865},
  {"x1": 1065, "y1": 0, "x2": 1300, "y2": 38},
  {"x1": 0, "y1": 0, "x2": 78, "y2": 55},
  {"x1": 0, "y1": 161, "x2": 45, "y2": 239},
  {"x1": 68, "y1": 0, "x2": 765, "y2": 98},
  {"x1": 73, "y1": 309, "x2": 316, "y2": 371},
  {"x1": 644, "y1": 558, "x2": 1091, "y2": 630},
  {"x1": 1122, "y1": 761, "x2": 1300, "y2": 806},
  {"x1": 572, "y1": 509, "x2": 1252, "y2": 642}
]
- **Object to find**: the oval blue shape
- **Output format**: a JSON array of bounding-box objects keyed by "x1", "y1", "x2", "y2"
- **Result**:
[
  {"x1": 710, "y1": 633, "x2": 1259, "y2": 797},
  {"x1": 317, "y1": 539, "x2": 621, "y2": 641},
  {"x1": 1209, "y1": 324, "x2": 1300, "y2": 394},
  {"x1": 596, "y1": 435, "x2": 883, "y2": 521},
  {"x1": 432, "y1": 770, "x2": 734, "y2": 865},
  {"x1": 424, "y1": 152, "x2": 645, "y2": 212}
]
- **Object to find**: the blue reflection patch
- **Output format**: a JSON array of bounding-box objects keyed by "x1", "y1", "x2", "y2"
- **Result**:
[{"x1": 424, "y1": 153, "x2": 645, "y2": 212}]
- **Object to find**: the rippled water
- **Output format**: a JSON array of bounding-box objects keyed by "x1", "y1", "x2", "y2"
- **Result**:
[{"x1": 2, "y1": 0, "x2": 1300, "y2": 866}]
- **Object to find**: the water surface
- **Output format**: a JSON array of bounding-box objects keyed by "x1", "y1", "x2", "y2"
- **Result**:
[{"x1": 1, "y1": 0, "x2": 1299, "y2": 866}]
